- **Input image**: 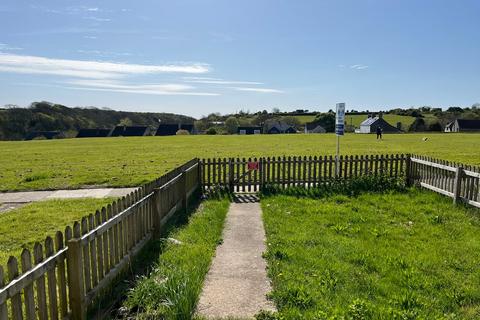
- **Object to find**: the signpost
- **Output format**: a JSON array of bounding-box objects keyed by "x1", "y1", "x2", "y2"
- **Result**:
[{"x1": 335, "y1": 102, "x2": 345, "y2": 177}]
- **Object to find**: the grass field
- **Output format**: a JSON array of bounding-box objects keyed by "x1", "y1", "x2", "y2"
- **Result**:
[
  {"x1": 262, "y1": 190, "x2": 480, "y2": 319},
  {"x1": 1, "y1": 133, "x2": 478, "y2": 192},
  {"x1": 0, "y1": 198, "x2": 114, "y2": 266}
]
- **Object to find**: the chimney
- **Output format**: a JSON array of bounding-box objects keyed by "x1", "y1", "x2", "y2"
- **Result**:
[{"x1": 378, "y1": 112, "x2": 383, "y2": 119}]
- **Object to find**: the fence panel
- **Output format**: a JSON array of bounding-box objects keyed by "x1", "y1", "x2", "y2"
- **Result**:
[
  {"x1": 410, "y1": 155, "x2": 480, "y2": 208},
  {"x1": 0, "y1": 158, "x2": 201, "y2": 320}
]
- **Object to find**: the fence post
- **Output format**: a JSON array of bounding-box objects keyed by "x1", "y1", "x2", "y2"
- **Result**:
[
  {"x1": 229, "y1": 158, "x2": 234, "y2": 193},
  {"x1": 453, "y1": 166, "x2": 464, "y2": 205},
  {"x1": 197, "y1": 159, "x2": 203, "y2": 195},
  {"x1": 152, "y1": 189, "x2": 162, "y2": 237},
  {"x1": 259, "y1": 158, "x2": 264, "y2": 191},
  {"x1": 405, "y1": 154, "x2": 412, "y2": 187},
  {"x1": 67, "y1": 238, "x2": 86, "y2": 320},
  {"x1": 181, "y1": 169, "x2": 188, "y2": 214}
]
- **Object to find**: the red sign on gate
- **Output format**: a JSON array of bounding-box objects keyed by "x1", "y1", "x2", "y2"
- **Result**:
[{"x1": 248, "y1": 161, "x2": 259, "y2": 171}]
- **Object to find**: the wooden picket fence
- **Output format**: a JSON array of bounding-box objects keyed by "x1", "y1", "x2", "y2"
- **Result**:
[
  {"x1": 0, "y1": 158, "x2": 201, "y2": 320},
  {"x1": 201, "y1": 154, "x2": 408, "y2": 192},
  {"x1": 409, "y1": 155, "x2": 480, "y2": 208}
]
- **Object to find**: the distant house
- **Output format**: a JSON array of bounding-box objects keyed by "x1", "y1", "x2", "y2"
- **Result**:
[
  {"x1": 76, "y1": 128, "x2": 111, "y2": 138},
  {"x1": 155, "y1": 124, "x2": 194, "y2": 136},
  {"x1": 265, "y1": 122, "x2": 297, "y2": 134},
  {"x1": 444, "y1": 119, "x2": 480, "y2": 132},
  {"x1": 25, "y1": 131, "x2": 62, "y2": 140},
  {"x1": 358, "y1": 114, "x2": 401, "y2": 134},
  {"x1": 110, "y1": 126, "x2": 150, "y2": 137},
  {"x1": 237, "y1": 126, "x2": 262, "y2": 135},
  {"x1": 305, "y1": 122, "x2": 326, "y2": 134}
]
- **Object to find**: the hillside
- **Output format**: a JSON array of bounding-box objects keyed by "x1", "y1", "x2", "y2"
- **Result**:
[{"x1": 0, "y1": 102, "x2": 195, "y2": 140}]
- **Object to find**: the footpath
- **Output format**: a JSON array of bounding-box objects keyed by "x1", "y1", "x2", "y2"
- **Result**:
[{"x1": 197, "y1": 195, "x2": 275, "y2": 318}]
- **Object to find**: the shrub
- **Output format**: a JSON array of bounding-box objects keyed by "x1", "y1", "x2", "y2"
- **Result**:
[
  {"x1": 206, "y1": 127, "x2": 217, "y2": 135},
  {"x1": 176, "y1": 129, "x2": 190, "y2": 135},
  {"x1": 261, "y1": 175, "x2": 406, "y2": 198}
]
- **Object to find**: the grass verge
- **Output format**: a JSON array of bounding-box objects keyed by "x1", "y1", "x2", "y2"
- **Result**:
[
  {"x1": 261, "y1": 190, "x2": 480, "y2": 319},
  {"x1": 0, "y1": 198, "x2": 114, "y2": 266},
  {"x1": 123, "y1": 198, "x2": 230, "y2": 319}
]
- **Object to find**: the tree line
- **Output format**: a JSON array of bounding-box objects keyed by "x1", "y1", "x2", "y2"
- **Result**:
[{"x1": 0, "y1": 102, "x2": 195, "y2": 140}]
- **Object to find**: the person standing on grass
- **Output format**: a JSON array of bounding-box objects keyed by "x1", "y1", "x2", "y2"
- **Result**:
[{"x1": 376, "y1": 126, "x2": 383, "y2": 139}]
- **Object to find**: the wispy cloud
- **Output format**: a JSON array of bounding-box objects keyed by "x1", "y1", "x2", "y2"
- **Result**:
[
  {"x1": 77, "y1": 49, "x2": 132, "y2": 57},
  {"x1": 350, "y1": 64, "x2": 369, "y2": 70},
  {"x1": 0, "y1": 43, "x2": 23, "y2": 51},
  {"x1": 0, "y1": 53, "x2": 210, "y2": 79},
  {"x1": 66, "y1": 79, "x2": 219, "y2": 96},
  {"x1": 232, "y1": 87, "x2": 283, "y2": 93},
  {"x1": 184, "y1": 76, "x2": 263, "y2": 85},
  {"x1": 83, "y1": 16, "x2": 112, "y2": 22},
  {"x1": 83, "y1": 35, "x2": 98, "y2": 39}
]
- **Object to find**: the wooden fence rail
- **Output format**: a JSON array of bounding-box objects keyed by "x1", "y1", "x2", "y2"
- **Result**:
[
  {"x1": 410, "y1": 155, "x2": 480, "y2": 208},
  {"x1": 201, "y1": 154, "x2": 407, "y2": 192},
  {"x1": 0, "y1": 158, "x2": 201, "y2": 320}
]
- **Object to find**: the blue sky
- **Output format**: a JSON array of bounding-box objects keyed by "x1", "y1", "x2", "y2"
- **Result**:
[{"x1": 0, "y1": 0, "x2": 479, "y2": 117}]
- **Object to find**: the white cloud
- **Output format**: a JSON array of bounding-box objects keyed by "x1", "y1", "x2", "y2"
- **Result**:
[
  {"x1": 0, "y1": 43, "x2": 23, "y2": 51},
  {"x1": 0, "y1": 53, "x2": 210, "y2": 79},
  {"x1": 84, "y1": 16, "x2": 111, "y2": 22},
  {"x1": 83, "y1": 35, "x2": 98, "y2": 39},
  {"x1": 66, "y1": 79, "x2": 219, "y2": 96},
  {"x1": 350, "y1": 64, "x2": 369, "y2": 70},
  {"x1": 183, "y1": 76, "x2": 263, "y2": 85},
  {"x1": 232, "y1": 87, "x2": 283, "y2": 93},
  {"x1": 87, "y1": 7, "x2": 99, "y2": 12}
]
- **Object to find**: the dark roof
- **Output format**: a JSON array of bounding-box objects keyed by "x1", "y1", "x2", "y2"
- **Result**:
[
  {"x1": 25, "y1": 131, "x2": 61, "y2": 140},
  {"x1": 456, "y1": 119, "x2": 480, "y2": 129},
  {"x1": 110, "y1": 126, "x2": 149, "y2": 137},
  {"x1": 265, "y1": 122, "x2": 296, "y2": 134},
  {"x1": 360, "y1": 117, "x2": 401, "y2": 133},
  {"x1": 306, "y1": 122, "x2": 325, "y2": 131},
  {"x1": 155, "y1": 124, "x2": 194, "y2": 136},
  {"x1": 237, "y1": 126, "x2": 262, "y2": 134},
  {"x1": 76, "y1": 128, "x2": 111, "y2": 138}
]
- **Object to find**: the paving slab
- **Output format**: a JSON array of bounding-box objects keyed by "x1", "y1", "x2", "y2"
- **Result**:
[{"x1": 197, "y1": 201, "x2": 275, "y2": 319}]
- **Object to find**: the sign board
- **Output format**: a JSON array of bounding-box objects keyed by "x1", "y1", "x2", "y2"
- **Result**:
[
  {"x1": 247, "y1": 161, "x2": 259, "y2": 171},
  {"x1": 335, "y1": 102, "x2": 345, "y2": 136}
]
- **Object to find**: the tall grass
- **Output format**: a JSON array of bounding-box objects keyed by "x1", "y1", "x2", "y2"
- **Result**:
[{"x1": 123, "y1": 199, "x2": 230, "y2": 319}]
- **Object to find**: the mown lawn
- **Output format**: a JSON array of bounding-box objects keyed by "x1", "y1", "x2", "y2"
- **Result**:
[
  {"x1": 262, "y1": 190, "x2": 480, "y2": 319},
  {"x1": 124, "y1": 198, "x2": 230, "y2": 319},
  {"x1": 1, "y1": 133, "x2": 478, "y2": 191},
  {"x1": 0, "y1": 198, "x2": 114, "y2": 267}
]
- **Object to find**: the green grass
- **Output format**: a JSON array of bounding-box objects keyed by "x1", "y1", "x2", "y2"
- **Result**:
[
  {"x1": 0, "y1": 198, "x2": 114, "y2": 267},
  {"x1": 0, "y1": 133, "x2": 478, "y2": 191},
  {"x1": 124, "y1": 198, "x2": 230, "y2": 319},
  {"x1": 261, "y1": 190, "x2": 480, "y2": 319}
]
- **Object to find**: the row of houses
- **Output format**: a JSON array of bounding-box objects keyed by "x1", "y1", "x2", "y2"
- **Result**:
[
  {"x1": 23, "y1": 117, "x2": 480, "y2": 140},
  {"x1": 25, "y1": 124, "x2": 194, "y2": 140}
]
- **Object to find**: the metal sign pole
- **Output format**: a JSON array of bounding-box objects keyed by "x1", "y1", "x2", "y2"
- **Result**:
[{"x1": 335, "y1": 102, "x2": 345, "y2": 178}]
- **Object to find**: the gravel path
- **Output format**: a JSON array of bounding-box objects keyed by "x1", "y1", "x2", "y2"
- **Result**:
[{"x1": 197, "y1": 199, "x2": 275, "y2": 319}]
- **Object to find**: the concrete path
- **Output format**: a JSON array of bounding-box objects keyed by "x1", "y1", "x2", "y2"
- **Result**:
[
  {"x1": 197, "y1": 196, "x2": 275, "y2": 319},
  {"x1": 0, "y1": 188, "x2": 136, "y2": 213}
]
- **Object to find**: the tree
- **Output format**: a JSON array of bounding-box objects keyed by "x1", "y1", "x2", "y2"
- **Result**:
[
  {"x1": 409, "y1": 117, "x2": 426, "y2": 132},
  {"x1": 428, "y1": 122, "x2": 442, "y2": 131},
  {"x1": 225, "y1": 116, "x2": 239, "y2": 134},
  {"x1": 282, "y1": 116, "x2": 301, "y2": 129},
  {"x1": 206, "y1": 127, "x2": 217, "y2": 135},
  {"x1": 314, "y1": 112, "x2": 336, "y2": 132},
  {"x1": 272, "y1": 107, "x2": 280, "y2": 114},
  {"x1": 118, "y1": 117, "x2": 133, "y2": 126}
]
